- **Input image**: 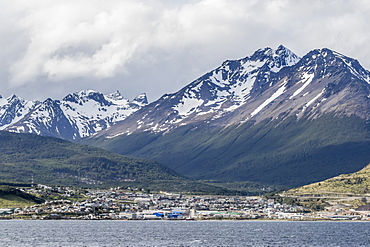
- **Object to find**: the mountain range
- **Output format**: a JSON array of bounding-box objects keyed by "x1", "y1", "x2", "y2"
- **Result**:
[
  {"x1": 1, "y1": 45, "x2": 369, "y2": 190},
  {"x1": 0, "y1": 90, "x2": 147, "y2": 140},
  {"x1": 93, "y1": 45, "x2": 369, "y2": 136}
]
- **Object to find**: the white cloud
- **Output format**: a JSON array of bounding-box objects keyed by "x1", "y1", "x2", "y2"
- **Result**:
[
  {"x1": 1, "y1": 0, "x2": 370, "y2": 101},
  {"x1": 9, "y1": 0, "x2": 156, "y2": 83}
]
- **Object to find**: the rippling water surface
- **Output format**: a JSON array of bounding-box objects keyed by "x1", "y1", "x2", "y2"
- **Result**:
[{"x1": 1, "y1": 220, "x2": 369, "y2": 246}]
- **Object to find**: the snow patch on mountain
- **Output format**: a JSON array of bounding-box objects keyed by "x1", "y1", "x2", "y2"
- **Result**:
[
  {"x1": 174, "y1": 97, "x2": 204, "y2": 116},
  {"x1": 306, "y1": 89, "x2": 325, "y2": 108},
  {"x1": 290, "y1": 73, "x2": 315, "y2": 99},
  {"x1": 251, "y1": 80, "x2": 288, "y2": 117}
]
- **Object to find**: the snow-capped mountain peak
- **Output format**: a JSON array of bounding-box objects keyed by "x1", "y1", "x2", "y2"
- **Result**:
[
  {"x1": 0, "y1": 95, "x2": 39, "y2": 130},
  {"x1": 132, "y1": 93, "x2": 148, "y2": 105},
  {"x1": 63, "y1": 90, "x2": 111, "y2": 107},
  {"x1": 106, "y1": 90, "x2": 125, "y2": 101},
  {"x1": 330, "y1": 50, "x2": 370, "y2": 84},
  {"x1": 273, "y1": 45, "x2": 301, "y2": 70}
]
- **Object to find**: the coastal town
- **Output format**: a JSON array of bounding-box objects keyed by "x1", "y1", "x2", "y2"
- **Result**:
[{"x1": 1, "y1": 184, "x2": 370, "y2": 221}]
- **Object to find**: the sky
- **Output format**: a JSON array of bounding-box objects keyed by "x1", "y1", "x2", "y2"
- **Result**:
[{"x1": 1, "y1": 0, "x2": 370, "y2": 102}]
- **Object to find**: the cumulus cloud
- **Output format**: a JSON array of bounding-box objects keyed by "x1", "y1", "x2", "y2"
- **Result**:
[
  {"x1": 9, "y1": 0, "x2": 155, "y2": 83},
  {"x1": 1, "y1": 0, "x2": 370, "y2": 101}
]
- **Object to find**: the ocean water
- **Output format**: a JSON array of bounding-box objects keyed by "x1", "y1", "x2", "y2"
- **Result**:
[{"x1": 0, "y1": 220, "x2": 369, "y2": 247}]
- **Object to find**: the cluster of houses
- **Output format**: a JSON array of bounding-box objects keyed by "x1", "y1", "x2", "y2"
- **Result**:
[{"x1": 1, "y1": 185, "x2": 370, "y2": 220}]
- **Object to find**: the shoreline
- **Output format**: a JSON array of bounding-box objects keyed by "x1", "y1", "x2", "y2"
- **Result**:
[{"x1": 1, "y1": 217, "x2": 369, "y2": 222}]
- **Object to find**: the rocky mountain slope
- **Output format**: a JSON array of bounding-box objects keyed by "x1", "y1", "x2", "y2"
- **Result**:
[
  {"x1": 0, "y1": 90, "x2": 147, "y2": 140},
  {"x1": 86, "y1": 45, "x2": 370, "y2": 188}
]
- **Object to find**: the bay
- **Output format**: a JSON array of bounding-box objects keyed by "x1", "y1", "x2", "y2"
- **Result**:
[{"x1": 1, "y1": 220, "x2": 369, "y2": 246}]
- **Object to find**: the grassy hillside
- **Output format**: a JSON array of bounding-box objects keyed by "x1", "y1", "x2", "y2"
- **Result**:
[
  {"x1": 0, "y1": 131, "x2": 231, "y2": 193},
  {"x1": 0, "y1": 186, "x2": 45, "y2": 208},
  {"x1": 287, "y1": 163, "x2": 370, "y2": 195},
  {"x1": 278, "y1": 164, "x2": 370, "y2": 211},
  {"x1": 85, "y1": 114, "x2": 370, "y2": 188}
]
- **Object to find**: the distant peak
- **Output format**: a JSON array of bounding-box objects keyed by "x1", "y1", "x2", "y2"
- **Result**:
[
  {"x1": 253, "y1": 44, "x2": 292, "y2": 55},
  {"x1": 277, "y1": 44, "x2": 288, "y2": 50},
  {"x1": 247, "y1": 45, "x2": 300, "y2": 72},
  {"x1": 252, "y1": 47, "x2": 274, "y2": 59},
  {"x1": 133, "y1": 93, "x2": 148, "y2": 104},
  {"x1": 304, "y1": 47, "x2": 352, "y2": 62},
  {"x1": 79, "y1": 89, "x2": 100, "y2": 97},
  {"x1": 275, "y1": 45, "x2": 296, "y2": 56},
  {"x1": 135, "y1": 92, "x2": 147, "y2": 98},
  {"x1": 106, "y1": 90, "x2": 125, "y2": 101},
  {"x1": 301, "y1": 48, "x2": 370, "y2": 84},
  {"x1": 7, "y1": 94, "x2": 20, "y2": 101}
]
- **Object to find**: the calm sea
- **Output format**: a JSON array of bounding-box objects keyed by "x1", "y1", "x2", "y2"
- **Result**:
[{"x1": 0, "y1": 220, "x2": 369, "y2": 246}]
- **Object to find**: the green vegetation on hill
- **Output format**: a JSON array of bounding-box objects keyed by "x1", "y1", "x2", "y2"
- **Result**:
[
  {"x1": 288, "y1": 163, "x2": 370, "y2": 195},
  {"x1": 0, "y1": 131, "x2": 174, "y2": 187},
  {"x1": 85, "y1": 114, "x2": 370, "y2": 189},
  {"x1": 0, "y1": 186, "x2": 44, "y2": 208},
  {"x1": 271, "y1": 163, "x2": 370, "y2": 211},
  {"x1": 0, "y1": 131, "x2": 231, "y2": 193},
  {"x1": 0, "y1": 132, "x2": 179, "y2": 190}
]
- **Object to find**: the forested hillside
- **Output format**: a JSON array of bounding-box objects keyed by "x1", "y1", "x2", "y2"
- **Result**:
[{"x1": 0, "y1": 131, "x2": 226, "y2": 192}]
